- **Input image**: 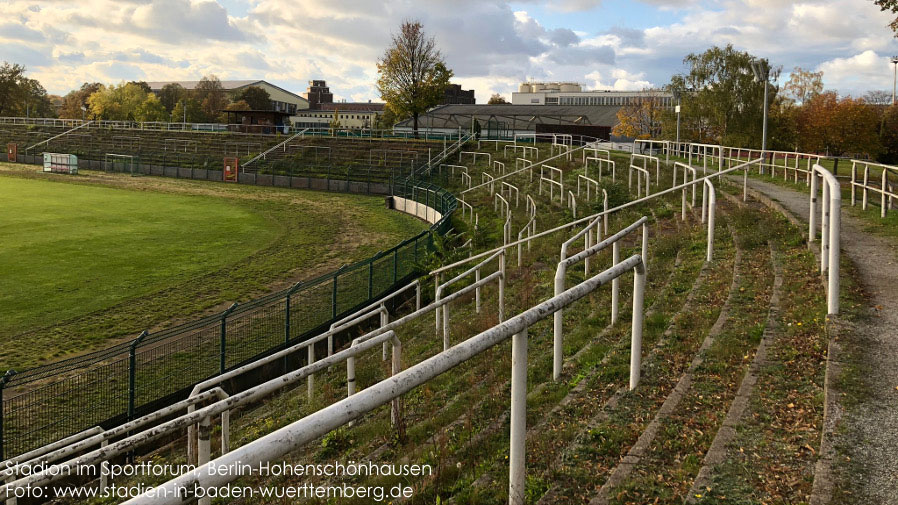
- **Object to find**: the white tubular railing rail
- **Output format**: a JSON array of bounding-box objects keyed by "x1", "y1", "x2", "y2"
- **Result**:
[
  {"x1": 478, "y1": 139, "x2": 513, "y2": 151},
  {"x1": 494, "y1": 160, "x2": 506, "y2": 176},
  {"x1": 435, "y1": 250, "x2": 506, "y2": 351},
  {"x1": 501, "y1": 181, "x2": 520, "y2": 207},
  {"x1": 586, "y1": 156, "x2": 616, "y2": 181},
  {"x1": 540, "y1": 165, "x2": 564, "y2": 204},
  {"x1": 567, "y1": 190, "x2": 577, "y2": 218},
  {"x1": 461, "y1": 171, "x2": 472, "y2": 188},
  {"x1": 433, "y1": 249, "x2": 506, "y2": 335},
  {"x1": 459, "y1": 197, "x2": 475, "y2": 222},
  {"x1": 809, "y1": 164, "x2": 841, "y2": 315},
  {"x1": 631, "y1": 153, "x2": 661, "y2": 181},
  {"x1": 552, "y1": 217, "x2": 648, "y2": 381},
  {"x1": 582, "y1": 147, "x2": 611, "y2": 164},
  {"x1": 702, "y1": 179, "x2": 717, "y2": 262},
  {"x1": 629, "y1": 164, "x2": 651, "y2": 198},
  {"x1": 577, "y1": 174, "x2": 600, "y2": 202},
  {"x1": 439, "y1": 163, "x2": 468, "y2": 176},
  {"x1": 118, "y1": 254, "x2": 645, "y2": 505},
  {"x1": 459, "y1": 151, "x2": 491, "y2": 166},
  {"x1": 430, "y1": 159, "x2": 762, "y2": 282},
  {"x1": 2, "y1": 270, "x2": 508, "y2": 501},
  {"x1": 241, "y1": 129, "x2": 308, "y2": 168},
  {"x1": 851, "y1": 160, "x2": 898, "y2": 217},
  {"x1": 518, "y1": 195, "x2": 538, "y2": 267},
  {"x1": 482, "y1": 172, "x2": 496, "y2": 194},
  {"x1": 23, "y1": 120, "x2": 94, "y2": 153}
]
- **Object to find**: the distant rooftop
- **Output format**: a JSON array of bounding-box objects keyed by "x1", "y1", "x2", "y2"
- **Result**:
[{"x1": 145, "y1": 80, "x2": 263, "y2": 91}]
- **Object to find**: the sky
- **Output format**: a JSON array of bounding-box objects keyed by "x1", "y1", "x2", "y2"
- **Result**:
[{"x1": 2, "y1": 0, "x2": 898, "y2": 102}]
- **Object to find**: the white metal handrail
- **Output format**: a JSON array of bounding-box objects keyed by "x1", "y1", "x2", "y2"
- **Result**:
[
  {"x1": 459, "y1": 151, "x2": 492, "y2": 166},
  {"x1": 432, "y1": 159, "x2": 761, "y2": 277},
  {"x1": 809, "y1": 164, "x2": 841, "y2": 315},
  {"x1": 540, "y1": 164, "x2": 564, "y2": 203},
  {"x1": 567, "y1": 190, "x2": 577, "y2": 218},
  {"x1": 494, "y1": 160, "x2": 506, "y2": 176},
  {"x1": 241, "y1": 129, "x2": 307, "y2": 167},
  {"x1": 586, "y1": 156, "x2": 616, "y2": 181},
  {"x1": 118, "y1": 254, "x2": 646, "y2": 505},
  {"x1": 501, "y1": 181, "x2": 520, "y2": 207},
  {"x1": 629, "y1": 164, "x2": 651, "y2": 198},
  {"x1": 554, "y1": 218, "x2": 647, "y2": 382},
  {"x1": 851, "y1": 160, "x2": 898, "y2": 217},
  {"x1": 582, "y1": 147, "x2": 611, "y2": 164}
]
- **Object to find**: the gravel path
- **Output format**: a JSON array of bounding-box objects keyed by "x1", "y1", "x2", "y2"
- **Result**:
[{"x1": 746, "y1": 178, "x2": 898, "y2": 504}]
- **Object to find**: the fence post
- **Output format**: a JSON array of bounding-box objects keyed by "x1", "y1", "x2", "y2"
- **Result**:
[
  {"x1": 393, "y1": 247, "x2": 399, "y2": 283},
  {"x1": 128, "y1": 331, "x2": 149, "y2": 422},
  {"x1": 368, "y1": 259, "x2": 375, "y2": 299},
  {"x1": 332, "y1": 270, "x2": 340, "y2": 319},
  {"x1": 219, "y1": 303, "x2": 239, "y2": 375},
  {"x1": 0, "y1": 370, "x2": 15, "y2": 461},
  {"x1": 284, "y1": 282, "x2": 302, "y2": 373}
]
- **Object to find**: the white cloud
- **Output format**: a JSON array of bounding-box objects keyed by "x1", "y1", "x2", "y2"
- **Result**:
[{"x1": 3, "y1": 0, "x2": 897, "y2": 101}]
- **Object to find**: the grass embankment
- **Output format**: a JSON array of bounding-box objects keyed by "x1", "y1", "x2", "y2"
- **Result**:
[{"x1": 0, "y1": 163, "x2": 425, "y2": 369}]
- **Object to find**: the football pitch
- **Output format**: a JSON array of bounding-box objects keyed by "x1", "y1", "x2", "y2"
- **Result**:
[{"x1": 0, "y1": 168, "x2": 426, "y2": 370}]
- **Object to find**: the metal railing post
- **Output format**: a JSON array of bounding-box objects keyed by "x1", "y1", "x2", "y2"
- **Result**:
[
  {"x1": 508, "y1": 327, "x2": 528, "y2": 505},
  {"x1": 630, "y1": 261, "x2": 646, "y2": 390},
  {"x1": 611, "y1": 242, "x2": 620, "y2": 324}
]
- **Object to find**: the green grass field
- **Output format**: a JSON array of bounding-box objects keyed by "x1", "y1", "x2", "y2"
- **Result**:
[{"x1": 0, "y1": 165, "x2": 426, "y2": 369}]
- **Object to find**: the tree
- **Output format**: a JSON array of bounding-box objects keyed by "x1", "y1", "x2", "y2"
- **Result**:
[
  {"x1": 782, "y1": 67, "x2": 823, "y2": 104},
  {"x1": 134, "y1": 93, "x2": 168, "y2": 122},
  {"x1": 487, "y1": 93, "x2": 508, "y2": 104},
  {"x1": 864, "y1": 90, "x2": 893, "y2": 105},
  {"x1": 798, "y1": 91, "x2": 881, "y2": 156},
  {"x1": 0, "y1": 62, "x2": 55, "y2": 117},
  {"x1": 612, "y1": 93, "x2": 665, "y2": 140},
  {"x1": 171, "y1": 98, "x2": 203, "y2": 123},
  {"x1": 879, "y1": 105, "x2": 898, "y2": 163},
  {"x1": 158, "y1": 83, "x2": 186, "y2": 113},
  {"x1": 194, "y1": 75, "x2": 227, "y2": 122},
  {"x1": 377, "y1": 21, "x2": 453, "y2": 137},
  {"x1": 86, "y1": 82, "x2": 165, "y2": 122},
  {"x1": 235, "y1": 86, "x2": 272, "y2": 110},
  {"x1": 873, "y1": 0, "x2": 898, "y2": 35},
  {"x1": 330, "y1": 108, "x2": 342, "y2": 129},
  {"x1": 128, "y1": 81, "x2": 152, "y2": 94},
  {"x1": 59, "y1": 82, "x2": 102, "y2": 119},
  {"x1": 21, "y1": 78, "x2": 56, "y2": 117},
  {"x1": 661, "y1": 45, "x2": 780, "y2": 147},
  {"x1": 225, "y1": 100, "x2": 251, "y2": 111},
  {"x1": 374, "y1": 107, "x2": 397, "y2": 130}
]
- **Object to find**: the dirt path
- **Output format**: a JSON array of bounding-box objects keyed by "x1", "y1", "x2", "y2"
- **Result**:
[{"x1": 745, "y1": 178, "x2": 898, "y2": 504}]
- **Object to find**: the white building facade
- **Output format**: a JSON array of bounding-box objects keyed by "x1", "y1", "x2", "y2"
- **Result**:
[{"x1": 512, "y1": 82, "x2": 673, "y2": 107}]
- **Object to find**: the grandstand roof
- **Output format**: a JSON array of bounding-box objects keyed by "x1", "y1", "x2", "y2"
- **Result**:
[
  {"x1": 145, "y1": 80, "x2": 306, "y2": 103},
  {"x1": 395, "y1": 104, "x2": 622, "y2": 130}
]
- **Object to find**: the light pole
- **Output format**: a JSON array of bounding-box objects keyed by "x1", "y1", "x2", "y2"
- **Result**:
[
  {"x1": 672, "y1": 89, "x2": 681, "y2": 158},
  {"x1": 751, "y1": 58, "x2": 771, "y2": 172},
  {"x1": 891, "y1": 56, "x2": 898, "y2": 106}
]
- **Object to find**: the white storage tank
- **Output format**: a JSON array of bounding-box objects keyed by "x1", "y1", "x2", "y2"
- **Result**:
[
  {"x1": 519, "y1": 83, "x2": 532, "y2": 93},
  {"x1": 560, "y1": 83, "x2": 581, "y2": 93}
]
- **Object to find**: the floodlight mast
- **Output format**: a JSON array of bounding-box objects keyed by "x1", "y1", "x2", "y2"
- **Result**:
[
  {"x1": 752, "y1": 59, "x2": 770, "y2": 172},
  {"x1": 672, "y1": 89, "x2": 681, "y2": 154},
  {"x1": 891, "y1": 56, "x2": 898, "y2": 106}
]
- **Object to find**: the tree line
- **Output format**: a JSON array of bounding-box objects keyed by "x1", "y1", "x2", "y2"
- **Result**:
[
  {"x1": 614, "y1": 44, "x2": 898, "y2": 164},
  {"x1": 0, "y1": 62, "x2": 275, "y2": 123}
]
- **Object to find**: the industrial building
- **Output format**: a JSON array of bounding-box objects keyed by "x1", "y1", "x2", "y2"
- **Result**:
[
  {"x1": 442, "y1": 84, "x2": 476, "y2": 105},
  {"x1": 512, "y1": 82, "x2": 673, "y2": 107}
]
